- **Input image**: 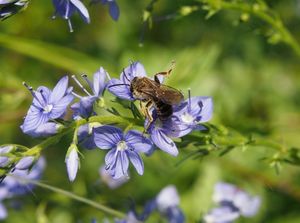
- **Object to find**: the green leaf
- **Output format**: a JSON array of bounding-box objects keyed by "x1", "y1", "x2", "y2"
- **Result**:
[{"x1": 0, "y1": 33, "x2": 111, "y2": 74}]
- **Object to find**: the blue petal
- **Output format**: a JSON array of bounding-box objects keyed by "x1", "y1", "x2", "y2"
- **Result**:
[
  {"x1": 150, "y1": 128, "x2": 178, "y2": 156},
  {"x1": 203, "y1": 206, "x2": 240, "y2": 223},
  {"x1": 127, "y1": 150, "x2": 144, "y2": 175},
  {"x1": 49, "y1": 76, "x2": 69, "y2": 104},
  {"x1": 93, "y1": 67, "x2": 107, "y2": 96},
  {"x1": 0, "y1": 203, "x2": 7, "y2": 220},
  {"x1": 105, "y1": 148, "x2": 117, "y2": 165},
  {"x1": 70, "y1": 0, "x2": 90, "y2": 23},
  {"x1": 50, "y1": 94, "x2": 74, "y2": 119},
  {"x1": 0, "y1": 157, "x2": 9, "y2": 168},
  {"x1": 113, "y1": 151, "x2": 129, "y2": 179},
  {"x1": 20, "y1": 108, "x2": 49, "y2": 134},
  {"x1": 197, "y1": 96, "x2": 213, "y2": 122},
  {"x1": 108, "y1": 1, "x2": 119, "y2": 21},
  {"x1": 107, "y1": 78, "x2": 134, "y2": 100},
  {"x1": 30, "y1": 122, "x2": 60, "y2": 137},
  {"x1": 94, "y1": 125, "x2": 123, "y2": 149},
  {"x1": 165, "y1": 206, "x2": 185, "y2": 223},
  {"x1": 125, "y1": 130, "x2": 153, "y2": 154},
  {"x1": 121, "y1": 61, "x2": 146, "y2": 84}
]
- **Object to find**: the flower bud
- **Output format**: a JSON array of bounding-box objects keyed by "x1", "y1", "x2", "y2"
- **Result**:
[
  {"x1": 15, "y1": 156, "x2": 35, "y2": 170},
  {"x1": 65, "y1": 144, "x2": 80, "y2": 182}
]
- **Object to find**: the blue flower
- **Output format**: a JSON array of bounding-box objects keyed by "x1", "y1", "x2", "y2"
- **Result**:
[
  {"x1": 204, "y1": 182, "x2": 261, "y2": 223},
  {"x1": 71, "y1": 67, "x2": 108, "y2": 119},
  {"x1": 119, "y1": 185, "x2": 185, "y2": 223},
  {"x1": 0, "y1": 157, "x2": 45, "y2": 220},
  {"x1": 91, "y1": 0, "x2": 120, "y2": 21},
  {"x1": 21, "y1": 76, "x2": 74, "y2": 137},
  {"x1": 156, "y1": 185, "x2": 185, "y2": 223},
  {"x1": 52, "y1": 0, "x2": 90, "y2": 32},
  {"x1": 0, "y1": 0, "x2": 29, "y2": 20},
  {"x1": 107, "y1": 62, "x2": 147, "y2": 101},
  {"x1": 94, "y1": 125, "x2": 153, "y2": 179},
  {"x1": 173, "y1": 91, "x2": 213, "y2": 134}
]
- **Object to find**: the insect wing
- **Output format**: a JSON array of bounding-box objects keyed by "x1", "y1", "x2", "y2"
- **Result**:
[{"x1": 156, "y1": 84, "x2": 183, "y2": 105}]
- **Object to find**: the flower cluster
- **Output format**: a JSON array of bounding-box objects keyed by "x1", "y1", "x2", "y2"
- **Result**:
[
  {"x1": 19, "y1": 61, "x2": 213, "y2": 182},
  {"x1": 116, "y1": 185, "x2": 185, "y2": 223},
  {"x1": 0, "y1": 156, "x2": 45, "y2": 220},
  {"x1": 203, "y1": 182, "x2": 261, "y2": 223}
]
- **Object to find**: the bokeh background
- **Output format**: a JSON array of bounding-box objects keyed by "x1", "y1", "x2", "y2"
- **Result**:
[{"x1": 1, "y1": 0, "x2": 300, "y2": 222}]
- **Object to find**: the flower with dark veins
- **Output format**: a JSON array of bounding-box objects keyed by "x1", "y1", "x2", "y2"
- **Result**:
[
  {"x1": 94, "y1": 125, "x2": 153, "y2": 179},
  {"x1": 21, "y1": 76, "x2": 74, "y2": 137},
  {"x1": 107, "y1": 62, "x2": 147, "y2": 100},
  {"x1": 52, "y1": 0, "x2": 90, "y2": 32},
  {"x1": 91, "y1": 0, "x2": 119, "y2": 21},
  {"x1": 172, "y1": 90, "x2": 213, "y2": 134}
]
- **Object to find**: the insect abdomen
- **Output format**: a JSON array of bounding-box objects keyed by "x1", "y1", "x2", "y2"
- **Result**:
[{"x1": 154, "y1": 99, "x2": 173, "y2": 120}]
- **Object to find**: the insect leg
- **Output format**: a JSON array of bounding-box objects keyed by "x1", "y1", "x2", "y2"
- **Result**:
[
  {"x1": 154, "y1": 61, "x2": 175, "y2": 83},
  {"x1": 144, "y1": 100, "x2": 154, "y2": 133}
]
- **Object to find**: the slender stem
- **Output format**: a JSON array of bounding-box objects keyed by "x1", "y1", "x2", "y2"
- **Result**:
[
  {"x1": 220, "y1": 1, "x2": 300, "y2": 57},
  {"x1": 9, "y1": 175, "x2": 126, "y2": 219}
]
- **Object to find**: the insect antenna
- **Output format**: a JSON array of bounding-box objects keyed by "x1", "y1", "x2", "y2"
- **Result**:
[{"x1": 122, "y1": 69, "x2": 131, "y2": 82}]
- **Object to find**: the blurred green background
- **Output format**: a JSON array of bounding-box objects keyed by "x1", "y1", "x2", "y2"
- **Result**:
[{"x1": 1, "y1": 0, "x2": 300, "y2": 222}]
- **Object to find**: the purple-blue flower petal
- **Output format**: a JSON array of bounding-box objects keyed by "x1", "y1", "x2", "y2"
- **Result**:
[
  {"x1": 150, "y1": 128, "x2": 178, "y2": 156},
  {"x1": 94, "y1": 126, "x2": 123, "y2": 149},
  {"x1": 113, "y1": 151, "x2": 129, "y2": 179},
  {"x1": 125, "y1": 130, "x2": 153, "y2": 154},
  {"x1": 49, "y1": 76, "x2": 69, "y2": 104},
  {"x1": 107, "y1": 78, "x2": 134, "y2": 100},
  {"x1": 108, "y1": 1, "x2": 119, "y2": 21},
  {"x1": 0, "y1": 203, "x2": 7, "y2": 220},
  {"x1": 93, "y1": 67, "x2": 107, "y2": 96},
  {"x1": 127, "y1": 150, "x2": 144, "y2": 175}
]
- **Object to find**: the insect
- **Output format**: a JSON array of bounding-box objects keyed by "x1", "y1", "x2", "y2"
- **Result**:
[{"x1": 109, "y1": 63, "x2": 184, "y2": 131}]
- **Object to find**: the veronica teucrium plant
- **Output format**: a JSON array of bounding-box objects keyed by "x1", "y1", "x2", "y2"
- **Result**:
[{"x1": 1, "y1": 61, "x2": 213, "y2": 182}]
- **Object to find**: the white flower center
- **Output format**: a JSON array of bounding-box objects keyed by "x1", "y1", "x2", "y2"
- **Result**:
[
  {"x1": 43, "y1": 104, "x2": 53, "y2": 113},
  {"x1": 181, "y1": 112, "x2": 194, "y2": 124},
  {"x1": 117, "y1": 141, "x2": 127, "y2": 151}
]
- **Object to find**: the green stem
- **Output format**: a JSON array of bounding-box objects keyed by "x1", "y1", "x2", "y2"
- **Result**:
[
  {"x1": 200, "y1": 0, "x2": 300, "y2": 57},
  {"x1": 221, "y1": 1, "x2": 300, "y2": 56},
  {"x1": 9, "y1": 175, "x2": 126, "y2": 219}
]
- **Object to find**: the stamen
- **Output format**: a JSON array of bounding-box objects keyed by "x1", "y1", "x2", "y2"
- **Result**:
[
  {"x1": 23, "y1": 82, "x2": 43, "y2": 107},
  {"x1": 71, "y1": 92, "x2": 83, "y2": 99},
  {"x1": 71, "y1": 75, "x2": 92, "y2": 96},
  {"x1": 81, "y1": 74, "x2": 93, "y2": 92},
  {"x1": 67, "y1": 19, "x2": 74, "y2": 33},
  {"x1": 188, "y1": 88, "x2": 191, "y2": 112},
  {"x1": 39, "y1": 89, "x2": 47, "y2": 104}
]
